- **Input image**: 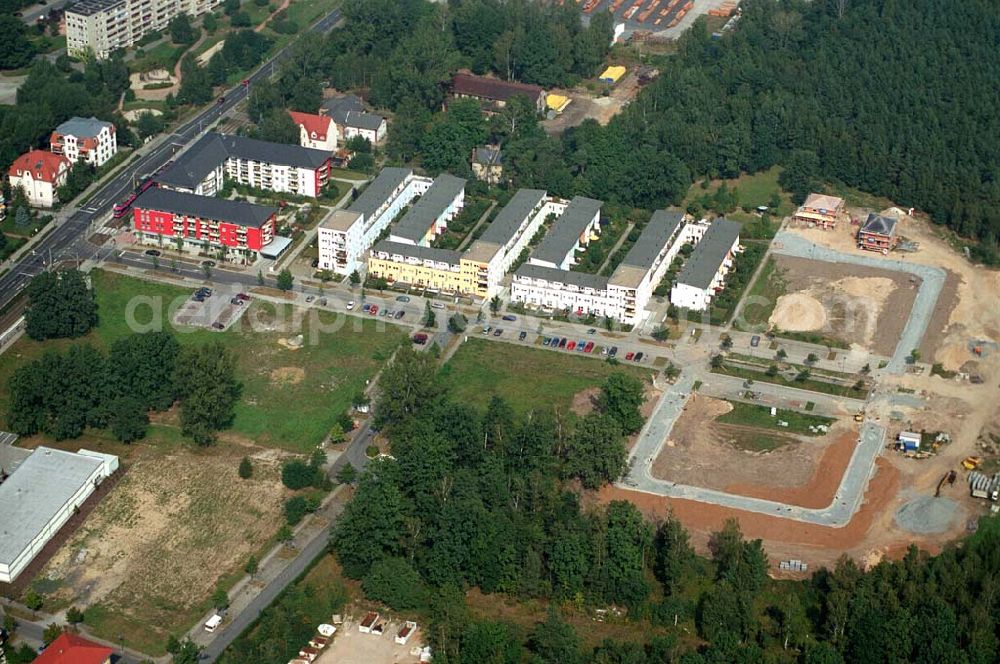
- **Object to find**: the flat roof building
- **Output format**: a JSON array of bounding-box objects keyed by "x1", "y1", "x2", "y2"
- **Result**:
[
  {"x1": 66, "y1": 0, "x2": 221, "y2": 59},
  {"x1": 0, "y1": 447, "x2": 119, "y2": 583}
]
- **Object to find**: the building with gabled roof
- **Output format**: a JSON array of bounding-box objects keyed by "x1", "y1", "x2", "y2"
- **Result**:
[
  {"x1": 389, "y1": 174, "x2": 466, "y2": 246},
  {"x1": 8, "y1": 150, "x2": 72, "y2": 208},
  {"x1": 319, "y1": 95, "x2": 388, "y2": 144},
  {"x1": 793, "y1": 193, "x2": 846, "y2": 229},
  {"x1": 471, "y1": 145, "x2": 504, "y2": 185},
  {"x1": 450, "y1": 72, "x2": 545, "y2": 114},
  {"x1": 32, "y1": 632, "x2": 113, "y2": 664},
  {"x1": 670, "y1": 218, "x2": 742, "y2": 312},
  {"x1": 529, "y1": 196, "x2": 603, "y2": 270},
  {"x1": 288, "y1": 110, "x2": 337, "y2": 152}
]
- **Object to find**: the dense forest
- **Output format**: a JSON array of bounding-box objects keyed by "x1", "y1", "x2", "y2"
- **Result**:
[{"x1": 327, "y1": 347, "x2": 1000, "y2": 663}]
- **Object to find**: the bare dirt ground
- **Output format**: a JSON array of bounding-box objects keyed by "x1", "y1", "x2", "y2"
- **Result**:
[
  {"x1": 769, "y1": 254, "x2": 919, "y2": 355},
  {"x1": 571, "y1": 387, "x2": 600, "y2": 416},
  {"x1": 650, "y1": 395, "x2": 851, "y2": 507},
  {"x1": 38, "y1": 440, "x2": 293, "y2": 645},
  {"x1": 315, "y1": 618, "x2": 423, "y2": 664},
  {"x1": 542, "y1": 72, "x2": 642, "y2": 134}
]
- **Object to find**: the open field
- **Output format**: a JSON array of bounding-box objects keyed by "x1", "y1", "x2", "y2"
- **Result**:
[
  {"x1": 651, "y1": 395, "x2": 853, "y2": 496},
  {"x1": 683, "y1": 167, "x2": 795, "y2": 222},
  {"x1": 745, "y1": 254, "x2": 921, "y2": 355},
  {"x1": 33, "y1": 431, "x2": 293, "y2": 655},
  {"x1": 441, "y1": 337, "x2": 650, "y2": 415},
  {"x1": 0, "y1": 270, "x2": 406, "y2": 452}
]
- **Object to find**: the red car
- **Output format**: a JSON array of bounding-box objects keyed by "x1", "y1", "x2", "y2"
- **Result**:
[
  {"x1": 567, "y1": 340, "x2": 576, "y2": 351},
  {"x1": 584, "y1": 341, "x2": 594, "y2": 353},
  {"x1": 625, "y1": 352, "x2": 635, "y2": 361},
  {"x1": 412, "y1": 333, "x2": 428, "y2": 345},
  {"x1": 369, "y1": 305, "x2": 379, "y2": 315}
]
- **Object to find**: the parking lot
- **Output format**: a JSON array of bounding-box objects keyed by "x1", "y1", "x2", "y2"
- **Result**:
[{"x1": 172, "y1": 287, "x2": 251, "y2": 331}]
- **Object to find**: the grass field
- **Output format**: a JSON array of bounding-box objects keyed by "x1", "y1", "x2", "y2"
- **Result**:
[
  {"x1": 683, "y1": 167, "x2": 795, "y2": 220},
  {"x1": 717, "y1": 400, "x2": 835, "y2": 436},
  {"x1": 0, "y1": 270, "x2": 406, "y2": 452},
  {"x1": 33, "y1": 430, "x2": 294, "y2": 655},
  {"x1": 441, "y1": 337, "x2": 649, "y2": 415},
  {"x1": 737, "y1": 256, "x2": 784, "y2": 329}
]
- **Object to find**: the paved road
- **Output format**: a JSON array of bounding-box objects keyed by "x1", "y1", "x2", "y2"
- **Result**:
[
  {"x1": 0, "y1": 6, "x2": 344, "y2": 314},
  {"x1": 771, "y1": 231, "x2": 946, "y2": 375},
  {"x1": 17, "y1": 0, "x2": 70, "y2": 24},
  {"x1": 0, "y1": 605, "x2": 145, "y2": 664}
]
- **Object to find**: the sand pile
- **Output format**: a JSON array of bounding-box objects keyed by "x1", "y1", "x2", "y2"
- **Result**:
[{"x1": 769, "y1": 293, "x2": 827, "y2": 331}]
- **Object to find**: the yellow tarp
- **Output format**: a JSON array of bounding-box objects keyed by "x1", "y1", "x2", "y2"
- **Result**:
[
  {"x1": 546, "y1": 94, "x2": 571, "y2": 113},
  {"x1": 599, "y1": 65, "x2": 626, "y2": 83}
]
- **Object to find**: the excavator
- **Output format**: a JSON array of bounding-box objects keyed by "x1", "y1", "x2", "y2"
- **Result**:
[
  {"x1": 935, "y1": 470, "x2": 958, "y2": 497},
  {"x1": 962, "y1": 456, "x2": 983, "y2": 470}
]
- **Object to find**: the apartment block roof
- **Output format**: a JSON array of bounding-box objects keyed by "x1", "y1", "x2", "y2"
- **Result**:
[
  {"x1": 452, "y1": 73, "x2": 543, "y2": 102},
  {"x1": 532, "y1": 196, "x2": 602, "y2": 266},
  {"x1": 609, "y1": 210, "x2": 685, "y2": 289},
  {"x1": 479, "y1": 188, "x2": 546, "y2": 247},
  {"x1": 860, "y1": 212, "x2": 898, "y2": 236},
  {"x1": 391, "y1": 174, "x2": 466, "y2": 243},
  {"x1": 8, "y1": 150, "x2": 70, "y2": 183},
  {"x1": 135, "y1": 187, "x2": 277, "y2": 228},
  {"x1": 156, "y1": 133, "x2": 330, "y2": 190},
  {"x1": 66, "y1": 0, "x2": 124, "y2": 16},
  {"x1": 348, "y1": 167, "x2": 413, "y2": 221},
  {"x1": 372, "y1": 240, "x2": 462, "y2": 266},
  {"x1": 514, "y1": 262, "x2": 610, "y2": 291},
  {"x1": 0, "y1": 447, "x2": 104, "y2": 573},
  {"x1": 675, "y1": 218, "x2": 742, "y2": 290},
  {"x1": 53, "y1": 116, "x2": 113, "y2": 138},
  {"x1": 320, "y1": 209, "x2": 363, "y2": 232}
]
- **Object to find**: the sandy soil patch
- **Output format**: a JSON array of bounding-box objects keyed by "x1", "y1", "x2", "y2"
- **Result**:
[
  {"x1": 571, "y1": 387, "x2": 600, "y2": 417},
  {"x1": 769, "y1": 292, "x2": 827, "y2": 331},
  {"x1": 650, "y1": 395, "x2": 846, "y2": 501},
  {"x1": 271, "y1": 366, "x2": 305, "y2": 385},
  {"x1": 123, "y1": 108, "x2": 163, "y2": 122},
  {"x1": 771, "y1": 254, "x2": 918, "y2": 354},
  {"x1": 39, "y1": 443, "x2": 289, "y2": 642},
  {"x1": 128, "y1": 69, "x2": 178, "y2": 101}
]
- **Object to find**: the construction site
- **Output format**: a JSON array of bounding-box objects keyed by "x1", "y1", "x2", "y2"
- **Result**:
[
  {"x1": 572, "y1": 0, "x2": 737, "y2": 36},
  {"x1": 603, "y1": 205, "x2": 1000, "y2": 573}
]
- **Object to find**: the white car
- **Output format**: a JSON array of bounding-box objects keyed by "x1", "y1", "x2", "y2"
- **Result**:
[
  {"x1": 431, "y1": 302, "x2": 446, "y2": 310},
  {"x1": 204, "y1": 614, "x2": 222, "y2": 632},
  {"x1": 346, "y1": 301, "x2": 356, "y2": 310}
]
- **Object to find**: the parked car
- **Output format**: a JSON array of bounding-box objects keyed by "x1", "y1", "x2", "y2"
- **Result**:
[
  {"x1": 587, "y1": 328, "x2": 596, "y2": 335},
  {"x1": 482, "y1": 326, "x2": 492, "y2": 334},
  {"x1": 750, "y1": 335, "x2": 761, "y2": 347},
  {"x1": 625, "y1": 352, "x2": 635, "y2": 361},
  {"x1": 347, "y1": 301, "x2": 356, "y2": 310},
  {"x1": 201, "y1": 260, "x2": 216, "y2": 268},
  {"x1": 558, "y1": 338, "x2": 568, "y2": 348},
  {"x1": 230, "y1": 297, "x2": 242, "y2": 305},
  {"x1": 542, "y1": 337, "x2": 551, "y2": 346},
  {"x1": 369, "y1": 305, "x2": 379, "y2": 315},
  {"x1": 317, "y1": 297, "x2": 327, "y2": 306},
  {"x1": 311, "y1": 258, "x2": 319, "y2": 268},
  {"x1": 431, "y1": 302, "x2": 446, "y2": 309},
  {"x1": 396, "y1": 295, "x2": 411, "y2": 302},
  {"x1": 634, "y1": 352, "x2": 644, "y2": 362},
  {"x1": 237, "y1": 293, "x2": 250, "y2": 301},
  {"x1": 362, "y1": 303, "x2": 371, "y2": 312},
  {"x1": 306, "y1": 295, "x2": 315, "y2": 303},
  {"x1": 380, "y1": 309, "x2": 389, "y2": 317},
  {"x1": 412, "y1": 333, "x2": 428, "y2": 345},
  {"x1": 576, "y1": 340, "x2": 586, "y2": 352},
  {"x1": 493, "y1": 328, "x2": 503, "y2": 337},
  {"x1": 584, "y1": 341, "x2": 594, "y2": 353},
  {"x1": 394, "y1": 311, "x2": 405, "y2": 319},
  {"x1": 609, "y1": 346, "x2": 618, "y2": 357},
  {"x1": 212, "y1": 322, "x2": 224, "y2": 330},
  {"x1": 144, "y1": 249, "x2": 161, "y2": 257},
  {"x1": 518, "y1": 331, "x2": 527, "y2": 341},
  {"x1": 567, "y1": 341, "x2": 576, "y2": 350},
  {"x1": 502, "y1": 315, "x2": 517, "y2": 322}
]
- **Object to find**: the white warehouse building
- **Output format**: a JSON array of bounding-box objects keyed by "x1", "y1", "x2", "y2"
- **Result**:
[{"x1": 0, "y1": 446, "x2": 119, "y2": 583}]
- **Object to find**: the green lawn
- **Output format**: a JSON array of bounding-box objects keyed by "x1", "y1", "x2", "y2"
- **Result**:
[
  {"x1": 0, "y1": 270, "x2": 406, "y2": 452},
  {"x1": 736, "y1": 256, "x2": 784, "y2": 329},
  {"x1": 711, "y1": 361, "x2": 867, "y2": 399},
  {"x1": 684, "y1": 166, "x2": 795, "y2": 219},
  {"x1": 717, "y1": 400, "x2": 835, "y2": 436},
  {"x1": 282, "y1": 0, "x2": 343, "y2": 29},
  {"x1": 441, "y1": 337, "x2": 649, "y2": 415}
]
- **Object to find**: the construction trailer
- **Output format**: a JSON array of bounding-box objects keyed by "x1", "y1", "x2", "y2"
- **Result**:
[{"x1": 898, "y1": 431, "x2": 921, "y2": 452}]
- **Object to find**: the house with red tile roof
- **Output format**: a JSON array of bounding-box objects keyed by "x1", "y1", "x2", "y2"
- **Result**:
[
  {"x1": 288, "y1": 110, "x2": 337, "y2": 152},
  {"x1": 32, "y1": 633, "x2": 113, "y2": 664},
  {"x1": 8, "y1": 149, "x2": 72, "y2": 208}
]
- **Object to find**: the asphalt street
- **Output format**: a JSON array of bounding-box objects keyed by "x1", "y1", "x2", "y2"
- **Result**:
[{"x1": 0, "y1": 7, "x2": 344, "y2": 314}]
